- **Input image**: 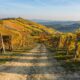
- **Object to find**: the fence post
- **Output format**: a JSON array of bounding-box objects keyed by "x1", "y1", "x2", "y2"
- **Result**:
[{"x1": 0, "y1": 33, "x2": 6, "y2": 53}]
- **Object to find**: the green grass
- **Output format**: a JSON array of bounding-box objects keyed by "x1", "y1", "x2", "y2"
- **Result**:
[
  {"x1": 54, "y1": 55, "x2": 73, "y2": 60},
  {"x1": 54, "y1": 50, "x2": 73, "y2": 60},
  {"x1": 0, "y1": 58, "x2": 13, "y2": 64},
  {"x1": 47, "y1": 46, "x2": 80, "y2": 72},
  {"x1": 0, "y1": 46, "x2": 35, "y2": 64},
  {"x1": 0, "y1": 51, "x2": 23, "y2": 64},
  {"x1": 61, "y1": 61, "x2": 80, "y2": 72},
  {"x1": 0, "y1": 52, "x2": 14, "y2": 64}
]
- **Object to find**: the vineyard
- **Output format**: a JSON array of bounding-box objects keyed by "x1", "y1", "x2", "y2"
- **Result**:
[
  {"x1": 0, "y1": 18, "x2": 80, "y2": 72},
  {"x1": 0, "y1": 18, "x2": 54, "y2": 52},
  {"x1": 45, "y1": 31, "x2": 80, "y2": 72}
]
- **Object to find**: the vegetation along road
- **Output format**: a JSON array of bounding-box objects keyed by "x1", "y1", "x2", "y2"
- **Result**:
[{"x1": 0, "y1": 44, "x2": 80, "y2": 80}]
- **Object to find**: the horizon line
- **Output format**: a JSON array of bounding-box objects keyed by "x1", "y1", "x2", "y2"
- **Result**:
[{"x1": 0, "y1": 17, "x2": 80, "y2": 22}]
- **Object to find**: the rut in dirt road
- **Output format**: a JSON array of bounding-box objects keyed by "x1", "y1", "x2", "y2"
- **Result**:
[{"x1": 0, "y1": 44, "x2": 71, "y2": 80}]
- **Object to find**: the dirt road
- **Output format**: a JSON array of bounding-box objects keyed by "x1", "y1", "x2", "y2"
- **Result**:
[{"x1": 0, "y1": 44, "x2": 79, "y2": 80}]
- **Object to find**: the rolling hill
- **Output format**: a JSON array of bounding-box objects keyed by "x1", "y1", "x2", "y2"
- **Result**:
[
  {"x1": 0, "y1": 17, "x2": 56, "y2": 50},
  {"x1": 36, "y1": 21, "x2": 80, "y2": 32}
]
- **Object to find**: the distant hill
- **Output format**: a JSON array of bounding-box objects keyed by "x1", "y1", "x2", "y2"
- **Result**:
[
  {"x1": 35, "y1": 20, "x2": 80, "y2": 32},
  {"x1": 45, "y1": 23, "x2": 80, "y2": 32}
]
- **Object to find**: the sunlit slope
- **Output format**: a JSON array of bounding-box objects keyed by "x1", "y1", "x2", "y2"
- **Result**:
[
  {"x1": 15, "y1": 18, "x2": 56, "y2": 34},
  {"x1": 0, "y1": 24, "x2": 22, "y2": 47},
  {"x1": 0, "y1": 18, "x2": 56, "y2": 49},
  {"x1": 2, "y1": 18, "x2": 56, "y2": 35}
]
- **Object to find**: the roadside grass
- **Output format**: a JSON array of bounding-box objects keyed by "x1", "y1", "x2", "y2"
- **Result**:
[
  {"x1": 61, "y1": 60, "x2": 80, "y2": 72},
  {"x1": 53, "y1": 50, "x2": 73, "y2": 60},
  {"x1": 0, "y1": 52, "x2": 14, "y2": 64},
  {"x1": 48, "y1": 47, "x2": 80, "y2": 72},
  {"x1": 0, "y1": 46, "x2": 35, "y2": 64},
  {"x1": 54, "y1": 50, "x2": 80, "y2": 72}
]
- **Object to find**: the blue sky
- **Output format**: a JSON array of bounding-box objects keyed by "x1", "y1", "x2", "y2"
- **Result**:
[{"x1": 0, "y1": 0, "x2": 80, "y2": 20}]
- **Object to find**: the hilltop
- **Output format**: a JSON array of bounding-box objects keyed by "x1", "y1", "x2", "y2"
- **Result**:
[{"x1": 0, "y1": 17, "x2": 56, "y2": 35}]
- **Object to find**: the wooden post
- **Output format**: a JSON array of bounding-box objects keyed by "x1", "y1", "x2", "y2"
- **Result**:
[
  {"x1": 74, "y1": 35, "x2": 79, "y2": 60},
  {"x1": 0, "y1": 34, "x2": 6, "y2": 53}
]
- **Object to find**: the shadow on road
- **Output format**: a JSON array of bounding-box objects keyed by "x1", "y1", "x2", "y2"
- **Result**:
[{"x1": 0, "y1": 44, "x2": 65, "y2": 80}]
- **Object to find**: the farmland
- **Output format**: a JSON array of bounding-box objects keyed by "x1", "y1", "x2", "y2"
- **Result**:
[{"x1": 0, "y1": 18, "x2": 80, "y2": 80}]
